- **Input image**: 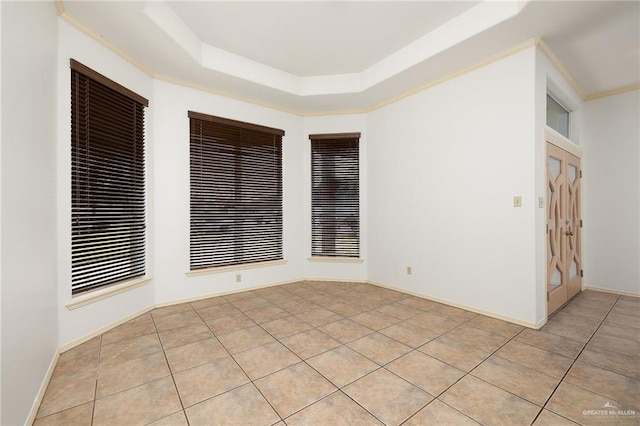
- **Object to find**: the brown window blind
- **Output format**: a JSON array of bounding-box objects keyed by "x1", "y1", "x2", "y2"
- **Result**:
[
  {"x1": 71, "y1": 59, "x2": 148, "y2": 295},
  {"x1": 310, "y1": 133, "x2": 360, "y2": 257},
  {"x1": 189, "y1": 111, "x2": 284, "y2": 269}
]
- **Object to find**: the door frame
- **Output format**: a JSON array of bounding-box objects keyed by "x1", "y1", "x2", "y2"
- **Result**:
[{"x1": 544, "y1": 128, "x2": 584, "y2": 318}]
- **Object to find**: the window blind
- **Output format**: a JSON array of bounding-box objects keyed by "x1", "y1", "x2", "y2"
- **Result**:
[
  {"x1": 189, "y1": 111, "x2": 284, "y2": 269},
  {"x1": 71, "y1": 59, "x2": 148, "y2": 295},
  {"x1": 310, "y1": 133, "x2": 360, "y2": 257}
]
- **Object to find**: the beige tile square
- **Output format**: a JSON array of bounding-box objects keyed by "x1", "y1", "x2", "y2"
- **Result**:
[
  {"x1": 173, "y1": 356, "x2": 249, "y2": 407},
  {"x1": 195, "y1": 302, "x2": 241, "y2": 321},
  {"x1": 93, "y1": 377, "x2": 182, "y2": 425},
  {"x1": 515, "y1": 328, "x2": 584, "y2": 358},
  {"x1": 430, "y1": 305, "x2": 478, "y2": 322},
  {"x1": 307, "y1": 345, "x2": 379, "y2": 388},
  {"x1": 606, "y1": 311, "x2": 640, "y2": 330},
  {"x1": 533, "y1": 409, "x2": 579, "y2": 425},
  {"x1": 343, "y1": 368, "x2": 432, "y2": 425},
  {"x1": 406, "y1": 312, "x2": 462, "y2": 334},
  {"x1": 297, "y1": 308, "x2": 344, "y2": 327},
  {"x1": 190, "y1": 295, "x2": 228, "y2": 310},
  {"x1": 260, "y1": 315, "x2": 313, "y2": 339},
  {"x1": 588, "y1": 332, "x2": 640, "y2": 358},
  {"x1": 379, "y1": 320, "x2": 439, "y2": 348},
  {"x1": 286, "y1": 391, "x2": 383, "y2": 426},
  {"x1": 351, "y1": 310, "x2": 401, "y2": 330},
  {"x1": 96, "y1": 351, "x2": 170, "y2": 398},
  {"x1": 495, "y1": 340, "x2": 573, "y2": 379},
  {"x1": 440, "y1": 375, "x2": 540, "y2": 425},
  {"x1": 280, "y1": 329, "x2": 342, "y2": 359},
  {"x1": 376, "y1": 302, "x2": 422, "y2": 320},
  {"x1": 579, "y1": 346, "x2": 640, "y2": 379},
  {"x1": 233, "y1": 341, "x2": 301, "y2": 380},
  {"x1": 466, "y1": 315, "x2": 524, "y2": 338},
  {"x1": 471, "y1": 355, "x2": 559, "y2": 405},
  {"x1": 231, "y1": 296, "x2": 272, "y2": 312},
  {"x1": 153, "y1": 310, "x2": 203, "y2": 332},
  {"x1": 99, "y1": 333, "x2": 162, "y2": 366},
  {"x1": 147, "y1": 411, "x2": 189, "y2": 426},
  {"x1": 565, "y1": 361, "x2": 640, "y2": 407},
  {"x1": 36, "y1": 370, "x2": 96, "y2": 418},
  {"x1": 52, "y1": 342, "x2": 100, "y2": 380},
  {"x1": 186, "y1": 383, "x2": 280, "y2": 426},
  {"x1": 318, "y1": 318, "x2": 374, "y2": 343},
  {"x1": 326, "y1": 302, "x2": 369, "y2": 317},
  {"x1": 158, "y1": 322, "x2": 213, "y2": 350},
  {"x1": 165, "y1": 337, "x2": 228, "y2": 373},
  {"x1": 255, "y1": 362, "x2": 336, "y2": 418},
  {"x1": 419, "y1": 335, "x2": 491, "y2": 371},
  {"x1": 245, "y1": 305, "x2": 289, "y2": 323},
  {"x1": 279, "y1": 299, "x2": 318, "y2": 315},
  {"x1": 552, "y1": 311, "x2": 602, "y2": 332},
  {"x1": 404, "y1": 400, "x2": 480, "y2": 425},
  {"x1": 444, "y1": 323, "x2": 509, "y2": 352},
  {"x1": 347, "y1": 332, "x2": 412, "y2": 365},
  {"x1": 610, "y1": 304, "x2": 640, "y2": 319},
  {"x1": 546, "y1": 382, "x2": 633, "y2": 425},
  {"x1": 217, "y1": 325, "x2": 275, "y2": 354},
  {"x1": 598, "y1": 323, "x2": 640, "y2": 343},
  {"x1": 152, "y1": 304, "x2": 194, "y2": 319},
  {"x1": 33, "y1": 401, "x2": 93, "y2": 426},
  {"x1": 387, "y1": 350, "x2": 464, "y2": 396},
  {"x1": 205, "y1": 312, "x2": 255, "y2": 335},
  {"x1": 540, "y1": 319, "x2": 594, "y2": 343},
  {"x1": 224, "y1": 290, "x2": 257, "y2": 302},
  {"x1": 396, "y1": 296, "x2": 441, "y2": 311},
  {"x1": 101, "y1": 315, "x2": 156, "y2": 345}
]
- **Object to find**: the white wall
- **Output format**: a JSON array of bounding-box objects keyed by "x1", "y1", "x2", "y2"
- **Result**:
[
  {"x1": 302, "y1": 114, "x2": 368, "y2": 281},
  {"x1": 367, "y1": 48, "x2": 539, "y2": 325},
  {"x1": 56, "y1": 20, "x2": 155, "y2": 346},
  {"x1": 1, "y1": 2, "x2": 59, "y2": 424},
  {"x1": 582, "y1": 90, "x2": 640, "y2": 295},
  {"x1": 152, "y1": 80, "x2": 305, "y2": 305}
]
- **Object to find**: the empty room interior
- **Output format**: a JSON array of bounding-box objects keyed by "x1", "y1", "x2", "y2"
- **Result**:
[{"x1": 1, "y1": 0, "x2": 639, "y2": 425}]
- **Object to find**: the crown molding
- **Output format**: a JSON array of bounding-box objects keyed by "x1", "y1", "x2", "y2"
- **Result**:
[{"x1": 57, "y1": 1, "x2": 637, "y2": 116}]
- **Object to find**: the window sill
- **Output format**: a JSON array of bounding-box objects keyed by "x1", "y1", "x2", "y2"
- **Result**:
[
  {"x1": 186, "y1": 259, "x2": 288, "y2": 277},
  {"x1": 66, "y1": 276, "x2": 152, "y2": 311},
  {"x1": 308, "y1": 256, "x2": 364, "y2": 263}
]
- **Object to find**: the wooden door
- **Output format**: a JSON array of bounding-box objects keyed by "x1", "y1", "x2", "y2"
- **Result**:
[{"x1": 547, "y1": 142, "x2": 582, "y2": 315}]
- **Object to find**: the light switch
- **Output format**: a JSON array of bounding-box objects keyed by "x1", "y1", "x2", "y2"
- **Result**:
[{"x1": 513, "y1": 196, "x2": 522, "y2": 207}]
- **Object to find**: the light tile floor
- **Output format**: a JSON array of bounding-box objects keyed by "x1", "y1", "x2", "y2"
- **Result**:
[{"x1": 33, "y1": 282, "x2": 639, "y2": 425}]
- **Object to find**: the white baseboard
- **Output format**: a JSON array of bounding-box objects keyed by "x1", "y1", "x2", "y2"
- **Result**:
[
  {"x1": 367, "y1": 280, "x2": 542, "y2": 329},
  {"x1": 26, "y1": 349, "x2": 60, "y2": 426},
  {"x1": 154, "y1": 278, "x2": 303, "y2": 308},
  {"x1": 58, "y1": 305, "x2": 155, "y2": 353},
  {"x1": 584, "y1": 285, "x2": 640, "y2": 298}
]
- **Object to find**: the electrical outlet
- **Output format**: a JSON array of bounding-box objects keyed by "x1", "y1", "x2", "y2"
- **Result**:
[
  {"x1": 235, "y1": 273, "x2": 242, "y2": 283},
  {"x1": 513, "y1": 196, "x2": 522, "y2": 207},
  {"x1": 407, "y1": 266, "x2": 412, "y2": 275}
]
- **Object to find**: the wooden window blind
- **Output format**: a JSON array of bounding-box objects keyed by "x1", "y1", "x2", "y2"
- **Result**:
[
  {"x1": 189, "y1": 111, "x2": 284, "y2": 270},
  {"x1": 310, "y1": 133, "x2": 360, "y2": 257},
  {"x1": 71, "y1": 59, "x2": 148, "y2": 295}
]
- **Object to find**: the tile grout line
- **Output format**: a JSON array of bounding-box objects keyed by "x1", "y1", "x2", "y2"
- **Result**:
[
  {"x1": 151, "y1": 309, "x2": 191, "y2": 426},
  {"x1": 531, "y1": 293, "x2": 621, "y2": 424}
]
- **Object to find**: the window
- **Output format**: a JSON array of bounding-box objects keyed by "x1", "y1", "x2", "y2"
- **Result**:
[
  {"x1": 546, "y1": 94, "x2": 570, "y2": 138},
  {"x1": 189, "y1": 111, "x2": 284, "y2": 270},
  {"x1": 310, "y1": 133, "x2": 360, "y2": 257},
  {"x1": 71, "y1": 59, "x2": 148, "y2": 295}
]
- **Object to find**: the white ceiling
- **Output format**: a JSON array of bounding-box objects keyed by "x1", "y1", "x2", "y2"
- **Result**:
[{"x1": 61, "y1": 1, "x2": 640, "y2": 115}]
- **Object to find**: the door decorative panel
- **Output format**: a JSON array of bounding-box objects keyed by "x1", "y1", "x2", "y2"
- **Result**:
[{"x1": 546, "y1": 143, "x2": 582, "y2": 316}]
